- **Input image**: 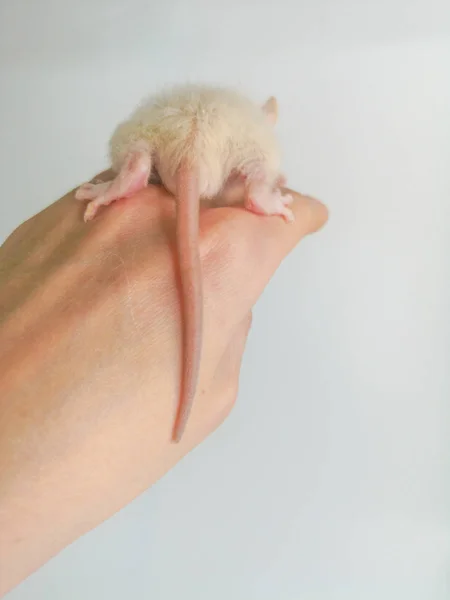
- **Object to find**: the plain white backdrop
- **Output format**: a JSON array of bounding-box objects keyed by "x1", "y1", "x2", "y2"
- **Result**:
[{"x1": 1, "y1": 1, "x2": 449, "y2": 598}]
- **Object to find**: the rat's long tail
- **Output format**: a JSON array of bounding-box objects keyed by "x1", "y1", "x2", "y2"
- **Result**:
[{"x1": 172, "y1": 158, "x2": 203, "y2": 442}]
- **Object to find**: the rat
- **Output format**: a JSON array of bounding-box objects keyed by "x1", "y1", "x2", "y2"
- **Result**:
[{"x1": 75, "y1": 84, "x2": 294, "y2": 442}]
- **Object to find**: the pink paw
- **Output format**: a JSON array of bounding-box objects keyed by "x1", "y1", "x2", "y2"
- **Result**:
[
  {"x1": 77, "y1": 143, "x2": 153, "y2": 222},
  {"x1": 75, "y1": 181, "x2": 111, "y2": 201},
  {"x1": 74, "y1": 180, "x2": 118, "y2": 221},
  {"x1": 245, "y1": 185, "x2": 295, "y2": 223}
]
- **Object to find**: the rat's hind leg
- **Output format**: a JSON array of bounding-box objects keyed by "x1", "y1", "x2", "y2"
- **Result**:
[
  {"x1": 244, "y1": 176, "x2": 294, "y2": 223},
  {"x1": 79, "y1": 142, "x2": 153, "y2": 222}
]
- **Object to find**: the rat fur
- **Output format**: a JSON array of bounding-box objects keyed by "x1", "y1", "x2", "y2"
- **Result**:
[{"x1": 75, "y1": 84, "x2": 293, "y2": 442}]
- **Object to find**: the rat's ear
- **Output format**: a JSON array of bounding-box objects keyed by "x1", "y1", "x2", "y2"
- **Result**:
[{"x1": 262, "y1": 96, "x2": 278, "y2": 125}]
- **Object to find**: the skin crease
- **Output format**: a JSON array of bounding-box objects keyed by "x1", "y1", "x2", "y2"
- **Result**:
[{"x1": 0, "y1": 172, "x2": 327, "y2": 595}]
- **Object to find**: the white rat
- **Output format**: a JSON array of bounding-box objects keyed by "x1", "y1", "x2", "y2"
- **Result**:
[{"x1": 75, "y1": 84, "x2": 294, "y2": 442}]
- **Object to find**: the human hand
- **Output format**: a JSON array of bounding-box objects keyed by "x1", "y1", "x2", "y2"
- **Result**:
[{"x1": 0, "y1": 173, "x2": 327, "y2": 594}]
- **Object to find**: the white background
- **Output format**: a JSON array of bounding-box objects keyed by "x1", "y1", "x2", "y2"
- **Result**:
[{"x1": 1, "y1": 1, "x2": 450, "y2": 598}]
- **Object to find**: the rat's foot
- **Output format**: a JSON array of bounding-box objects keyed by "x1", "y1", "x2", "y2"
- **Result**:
[
  {"x1": 83, "y1": 191, "x2": 121, "y2": 222},
  {"x1": 78, "y1": 143, "x2": 153, "y2": 222},
  {"x1": 245, "y1": 182, "x2": 294, "y2": 222},
  {"x1": 75, "y1": 181, "x2": 112, "y2": 202}
]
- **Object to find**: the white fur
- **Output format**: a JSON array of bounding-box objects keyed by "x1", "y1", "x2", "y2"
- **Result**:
[{"x1": 109, "y1": 84, "x2": 281, "y2": 198}]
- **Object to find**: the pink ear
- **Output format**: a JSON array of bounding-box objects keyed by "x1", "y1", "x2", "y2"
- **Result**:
[{"x1": 262, "y1": 96, "x2": 278, "y2": 125}]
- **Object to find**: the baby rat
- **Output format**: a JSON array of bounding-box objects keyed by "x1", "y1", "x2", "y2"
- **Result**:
[{"x1": 75, "y1": 84, "x2": 293, "y2": 442}]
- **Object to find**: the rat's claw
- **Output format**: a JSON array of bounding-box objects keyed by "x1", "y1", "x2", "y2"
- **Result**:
[
  {"x1": 280, "y1": 193, "x2": 295, "y2": 221},
  {"x1": 280, "y1": 205, "x2": 295, "y2": 223},
  {"x1": 278, "y1": 192, "x2": 295, "y2": 222},
  {"x1": 83, "y1": 200, "x2": 102, "y2": 222}
]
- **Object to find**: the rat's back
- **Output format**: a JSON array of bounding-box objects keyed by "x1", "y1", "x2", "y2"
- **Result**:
[{"x1": 109, "y1": 84, "x2": 281, "y2": 197}]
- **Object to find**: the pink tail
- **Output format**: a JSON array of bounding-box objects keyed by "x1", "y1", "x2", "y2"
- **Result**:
[{"x1": 172, "y1": 160, "x2": 203, "y2": 442}]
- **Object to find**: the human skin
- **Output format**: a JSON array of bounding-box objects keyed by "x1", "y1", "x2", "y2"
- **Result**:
[{"x1": 0, "y1": 172, "x2": 327, "y2": 595}]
